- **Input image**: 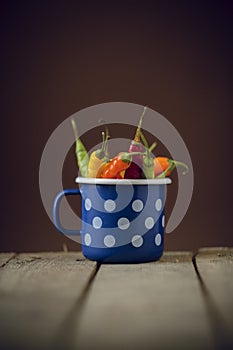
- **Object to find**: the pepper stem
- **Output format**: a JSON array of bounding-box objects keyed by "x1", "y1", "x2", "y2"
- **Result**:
[
  {"x1": 156, "y1": 159, "x2": 188, "y2": 178},
  {"x1": 126, "y1": 151, "x2": 147, "y2": 156},
  {"x1": 171, "y1": 160, "x2": 189, "y2": 175},
  {"x1": 96, "y1": 130, "x2": 109, "y2": 159},
  {"x1": 139, "y1": 130, "x2": 149, "y2": 148},
  {"x1": 103, "y1": 127, "x2": 109, "y2": 155},
  {"x1": 135, "y1": 106, "x2": 147, "y2": 141},
  {"x1": 101, "y1": 131, "x2": 105, "y2": 149},
  {"x1": 156, "y1": 163, "x2": 175, "y2": 178},
  {"x1": 149, "y1": 142, "x2": 157, "y2": 152},
  {"x1": 120, "y1": 151, "x2": 147, "y2": 163}
]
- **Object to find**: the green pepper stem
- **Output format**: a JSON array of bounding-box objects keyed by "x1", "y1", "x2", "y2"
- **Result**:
[
  {"x1": 103, "y1": 127, "x2": 109, "y2": 155},
  {"x1": 139, "y1": 131, "x2": 157, "y2": 154},
  {"x1": 149, "y1": 142, "x2": 157, "y2": 152},
  {"x1": 126, "y1": 151, "x2": 147, "y2": 156},
  {"x1": 101, "y1": 131, "x2": 105, "y2": 148},
  {"x1": 156, "y1": 163, "x2": 175, "y2": 178},
  {"x1": 156, "y1": 159, "x2": 188, "y2": 178},
  {"x1": 95, "y1": 131, "x2": 106, "y2": 159},
  {"x1": 135, "y1": 106, "x2": 147, "y2": 140},
  {"x1": 139, "y1": 130, "x2": 149, "y2": 148},
  {"x1": 120, "y1": 151, "x2": 147, "y2": 163},
  {"x1": 171, "y1": 160, "x2": 189, "y2": 175}
]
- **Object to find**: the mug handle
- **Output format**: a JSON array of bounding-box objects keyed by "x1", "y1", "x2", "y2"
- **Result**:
[{"x1": 53, "y1": 188, "x2": 81, "y2": 236}]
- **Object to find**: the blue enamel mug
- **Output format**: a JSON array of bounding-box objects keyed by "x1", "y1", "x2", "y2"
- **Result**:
[{"x1": 53, "y1": 177, "x2": 171, "y2": 263}]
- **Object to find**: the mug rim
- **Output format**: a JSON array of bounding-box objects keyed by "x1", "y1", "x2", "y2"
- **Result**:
[{"x1": 75, "y1": 177, "x2": 172, "y2": 185}]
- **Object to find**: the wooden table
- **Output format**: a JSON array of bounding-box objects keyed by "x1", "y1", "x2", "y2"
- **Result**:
[{"x1": 0, "y1": 248, "x2": 232, "y2": 350}]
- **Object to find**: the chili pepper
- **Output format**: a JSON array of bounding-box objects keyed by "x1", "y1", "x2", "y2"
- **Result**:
[
  {"x1": 143, "y1": 155, "x2": 155, "y2": 179},
  {"x1": 116, "y1": 172, "x2": 123, "y2": 179},
  {"x1": 120, "y1": 170, "x2": 125, "y2": 178},
  {"x1": 88, "y1": 130, "x2": 109, "y2": 178},
  {"x1": 124, "y1": 106, "x2": 147, "y2": 179},
  {"x1": 96, "y1": 160, "x2": 110, "y2": 178},
  {"x1": 154, "y1": 157, "x2": 188, "y2": 178},
  {"x1": 71, "y1": 119, "x2": 89, "y2": 177},
  {"x1": 142, "y1": 142, "x2": 156, "y2": 179},
  {"x1": 101, "y1": 152, "x2": 144, "y2": 179},
  {"x1": 101, "y1": 152, "x2": 131, "y2": 178}
]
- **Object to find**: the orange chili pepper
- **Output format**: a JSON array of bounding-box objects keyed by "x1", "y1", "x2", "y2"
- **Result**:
[
  {"x1": 101, "y1": 152, "x2": 132, "y2": 178},
  {"x1": 154, "y1": 157, "x2": 188, "y2": 178}
]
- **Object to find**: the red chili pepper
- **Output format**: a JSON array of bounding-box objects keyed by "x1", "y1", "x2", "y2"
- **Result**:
[
  {"x1": 125, "y1": 107, "x2": 147, "y2": 179},
  {"x1": 101, "y1": 152, "x2": 144, "y2": 179},
  {"x1": 101, "y1": 153, "x2": 131, "y2": 178}
]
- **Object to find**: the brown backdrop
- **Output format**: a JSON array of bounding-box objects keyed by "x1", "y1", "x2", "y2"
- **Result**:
[{"x1": 1, "y1": 1, "x2": 233, "y2": 252}]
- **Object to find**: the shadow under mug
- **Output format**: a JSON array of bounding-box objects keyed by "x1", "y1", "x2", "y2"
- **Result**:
[{"x1": 53, "y1": 177, "x2": 172, "y2": 263}]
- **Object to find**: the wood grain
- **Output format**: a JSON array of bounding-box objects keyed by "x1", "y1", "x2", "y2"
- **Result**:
[
  {"x1": 0, "y1": 252, "x2": 97, "y2": 350},
  {"x1": 74, "y1": 251, "x2": 214, "y2": 350},
  {"x1": 1, "y1": 249, "x2": 232, "y2": 350},
  {"x1": 195, "y1": 247, "x2": 233, "y2": 348}
]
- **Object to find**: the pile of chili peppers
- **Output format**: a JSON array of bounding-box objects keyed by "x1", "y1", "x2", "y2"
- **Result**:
[{"x1": 71, "y1": 107, "x2": 188, "y2": 179}]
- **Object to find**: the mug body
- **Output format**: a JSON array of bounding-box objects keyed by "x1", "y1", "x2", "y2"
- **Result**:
[{"x1": 77, "y1": 178, "x2": 171, "y2": 263}]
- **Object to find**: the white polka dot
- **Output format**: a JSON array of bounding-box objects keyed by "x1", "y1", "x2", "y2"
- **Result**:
[
  {"x1": 92, "y1": 216, "x2": 102, "y2": 229},
  {"x1": 104, "y1": 199, "x2": 116, "y2": 212},
  {"x1": 84, "y1": 233, "x2": 92, "y2": 246},
  {"x1": 132, "y1": 199, "x2": 144, "y2": 212},
  {"x1": 145, "y1": 217, "x2": 155, "y2": 229},
  {"x1": 117, "y1": 217, "x2": 130, "y2": 230},
  {"x1": 85, "y1": 198, "x2": 92, "y2": 211},
  {"x1": 131, "y1": 235, "x2": 143, "y2": 248},
  {"x1": 162, "y1": 215, "x2": 165, "y2": 228},
  {"x1": 104, "y1": 235, "x2": 116, "y2": 247},
  {"x1": 155, "y1": 198, "x2": 162, "y2": 211},
  {"x1": 155, "y1": 233, "x2": 162, "y2": 246}
]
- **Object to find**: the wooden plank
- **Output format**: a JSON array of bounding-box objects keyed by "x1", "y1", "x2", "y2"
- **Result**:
[
  {"x1": 195, "y1": 247, "x2": 233, "y2": 347},
  {"x1": 75, "y1": 251, "x2": 214, "y2": 350},
  {"x1": 0, "y1": 252, "x2": 97, "y2": 350},
  {"x1": 0, "y1": 253, "x2": 15, "y2": 267}
]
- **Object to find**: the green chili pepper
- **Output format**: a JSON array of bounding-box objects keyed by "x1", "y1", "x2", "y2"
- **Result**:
[
  {"x1": 71, "y1": 119, "x2": 89, "y2": 177},
  {"x1": 140, "y1": 131, "x2": 158, "y2": 178},
  {"x1": 143, "y1": 156, "x2": 154, "y2": 179},
  {"x1": 142, "y1": 142, "x2": 156, "y2": 179}
]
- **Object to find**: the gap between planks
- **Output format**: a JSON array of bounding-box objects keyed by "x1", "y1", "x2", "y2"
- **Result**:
[
  {"x1": 0, "y1": 252, "x2": 98, "y2": 350},
  {"x1": 74, "y1": 251, "x2": 214, "y2": 350},
  {"x1": 193, "y1": 247, "x2": 233, "y2": 350},
  {"x1": 1, "y1": 249, "x2": 232, "y2": 350},
  {"x1": 74, "y1": 249, "x2": 233, "y2": 350},
  {"x1": 0, "y1": 252, "x2": 17, "y2": 268}
]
